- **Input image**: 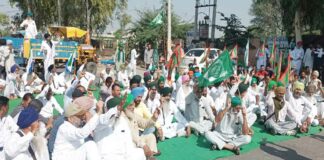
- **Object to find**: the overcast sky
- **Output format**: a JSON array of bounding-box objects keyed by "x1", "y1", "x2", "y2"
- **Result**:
[{"x1": 0, "y1": 0, "x2": 253, "y2": 37}]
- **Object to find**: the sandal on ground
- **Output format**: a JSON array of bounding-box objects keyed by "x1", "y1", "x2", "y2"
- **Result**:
[
  {"x1": 232, "y1": 146, "x2": 240, "y2": 155},
  {"x1": 153, "y1": 150, "x2": 161, "y2": 156}
]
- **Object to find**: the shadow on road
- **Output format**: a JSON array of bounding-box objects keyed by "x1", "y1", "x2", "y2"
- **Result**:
[
  {"x1": 310, "y1": 134, "x2": 324, "y2": 142},
  {"x1": 260, "y1": 142, "x2": 311, "y2": 160}
]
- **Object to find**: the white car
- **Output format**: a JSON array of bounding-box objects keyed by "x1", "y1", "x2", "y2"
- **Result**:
[{"x1": 181, "y1": 48, "x2": 221, "y2": 69}]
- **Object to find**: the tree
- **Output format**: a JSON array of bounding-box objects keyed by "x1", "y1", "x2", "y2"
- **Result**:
[
  {"x1": 250, "y1": 0, "x2": 324, "y2": 41},
  {"x1": 249, "y1": 0, "x2": 284, "y2": 37},
  {"x1": 129, "y1": 9, "x2": 193, "y2": 51},
  {"x1": 281, "y1": 0, "x2": 324, "y2": 41},
  {"x1": 0, "y1": 13, "x2": 11, "y2": 36},
  {"x1": 9, "y1": 0, "x2": 127, "y2": 34},
  {"x1": 215, "y1": 13, "x2": 249, "y2": 47}
]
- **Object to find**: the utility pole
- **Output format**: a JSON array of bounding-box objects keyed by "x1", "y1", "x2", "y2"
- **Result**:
[
  {"x1": 167, "y1": 0, "x2": 172, "y2": 60},
  {"x1": 57, "y1": 0, "x2": 62, "y2": 25},
  {"x1": 194, "y1": 0, "x2": 199, "y2": 40},
  {"x1": 211, "y1": 0, "x2": 217, "y2": 40},
  {"x1": 194, "y1": 0, "x2": 217, "y2": 40}
]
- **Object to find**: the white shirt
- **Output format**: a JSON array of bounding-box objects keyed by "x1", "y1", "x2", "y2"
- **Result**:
[
  {"x1": 314, "y1": 48, "x2": 323, "y2": 58},
  {"x1": 266, "y1": 98, "x2": 301, "y2": 125},
  {"x1": 5, "y1": 52, "x2": 15, "y2": 74},
  {"x1": 146, "y1": 95, "x2": 161, "y2": 114},
  {"x1": 101, "y1": 69, "x2": 115, "y2": 82},
  {"x1": 0, "y1": 116, "x2": 18, "y2": 156},
  {"x1": 4, "y1": 131, "x2": 39, "y2": 160},
  {"x1": 292, "y1": 47, "x2": 304, "y2": 61},
  {"x1": 199, "y1": 95, "x2": 216, "y2": 121},
  {"x1": 0, "y1": 46, "x2": 9, "y2": 66},
  {"x1": 41, "y1": 41, "x2": 55, "y2": 67},
  {"x1": 287, "y1": 91, "x2": 316, "y2": 121},
  {"x1": 49, "y1": 73, "x2": 66, "y2": 90},
  {"x1": 117, "y1": 70, "x2": 129, "y2": 89},
  {"x1": 52, "y1": 114, "x2": 99, "y2": 160},
  {"x1": 79, "y1": 72, "x2": 96, "y2": 90},
  {"x1": 22, "y1": 73, "x2": 43, "y2": 88},
  {"x1": 159, "y1": 100, "x2": 188, "y2": 127},
  {"x1": 94, "y1": 109, "x2": 143, "y2": 160},
  {"x1": 20, "y1": 19, "x2": 37, "y2": 39},
  {"x1": 39, "y1": 96, "x2": 64, "y2": 118},
  {"x1": 130, "y1": 49, "x2": 139, "y2": 65}
]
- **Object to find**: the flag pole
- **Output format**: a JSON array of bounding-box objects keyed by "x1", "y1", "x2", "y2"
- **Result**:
[{"x1": 167, "y1": 0, "x2": 172, "y2": 61}]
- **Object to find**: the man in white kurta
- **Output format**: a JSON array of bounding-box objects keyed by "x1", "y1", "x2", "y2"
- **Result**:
[
  {"x1": 130, "y1": 48, "x2": 139, "y2": 76},
  {"x1": 291, "y1": 41, "x2": 304, "y2": 74},
  {"x1": 4, "y1": 41, "x2": 15, "y2": 76},
  {"x1": 158, "y1": 87, "x2": 189, "y2": 139},
  {"x1": 4, "y1": 107, "x2": 42, "y2": 160},
  {"x1": 205, "y1": 97, "x2": 252, "y2": 155},
  {"x1": 144, "y1": 44, "x2": 153, "y2": 69},
  {"x1": 77, "y1": 63, "x2": 96, "y2": 91},
  {"x1": 4, "y1": 65, "x2": 24, "y2": 98},
  {"x1": 0, "y1": 96, "x2": 19, "y2": 160},
  {"x1": 303, "y1": 44, "x2": 314, "y2": 70},
  {"x1": 41, "y1": 34, "x2": 55, "y2": 82},
  {"x1": 94, "y1": 98, "x2": 146, "y2": 160},
  {"x1": 286, "y1": 81, "x2": 318, "y2": 126},
  {"x1": 22, "y1": 71, "x2": 43, "y2": 94},
  {"x1": 48, "y1": 65, "x2": 66, "y2": 95},
  {"x1": 100, "y1": 64, "x2": 115, "y2": 82},
  {"x1": 189, "y1": 87, "x2": 215, "y2": 135},
  {"x1": 236, "y1": 83, "x2": 257, "y2": 127},
  {"x1": 20, "y1": 12, "x2": 38, "y2": 39},
  {"x1": 51, "y1": 103, "x2": 102, "y2": 160},
  {"x1": 145, "y1": 82, "x2": 161, "y2": 114},
  {"x1": 118, "y1": 64, "x2": 129, "y2": 90},
  {"x1": 175, "y1": 75, "x2": 192, "y2": 112},
  {"x1": 265, "y1": 86, "x2": 301, "y2": 135},
  {"x1": 36, "y1": 85, "x2": 64, "y2": 119},
  {"x1": 304, "y1": 84, "x2": 324, "y2": 122}
]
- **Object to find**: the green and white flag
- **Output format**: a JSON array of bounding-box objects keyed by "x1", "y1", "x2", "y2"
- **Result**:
[
  {"x1": 198, "y1": 50, "x2": 234, "y2": 86},
  {"x1": 149, "y1": 10, "x2": 165, "y2": 28},
  {"x1": 244, "y1": 39, "x2": 249, "y2": 67},
  {"x1": 66, "y1": 51, "x2": 75, "y2": 73}
]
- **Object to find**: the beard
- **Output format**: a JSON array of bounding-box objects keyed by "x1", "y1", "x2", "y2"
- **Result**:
[
  {"x1": 31, "y1": 129, "x2": 49, "y2": 159},
  {"x1": 161, "y1": 100, "x2": 170, "y2": 113},
  {"x1": 182, "y1": 85, "x2": 191, "y2": 96}
]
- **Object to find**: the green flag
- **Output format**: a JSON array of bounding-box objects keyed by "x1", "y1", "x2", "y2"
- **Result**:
[
  {"x1": 149, "y1": 10, "x2": 165, "y2": 28},
  {"x1": 199, "y1": 51, "x2": 234, "y2": 85}
]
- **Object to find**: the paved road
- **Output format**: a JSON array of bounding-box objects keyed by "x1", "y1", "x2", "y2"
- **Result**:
[{"x1": 219, "y1": 130, "x2": 324, "y2": 160}]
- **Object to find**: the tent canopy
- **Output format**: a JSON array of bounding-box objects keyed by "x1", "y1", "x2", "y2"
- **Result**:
[{"x1": 48, "y1": 26, "x2": 87, "y2": 38}]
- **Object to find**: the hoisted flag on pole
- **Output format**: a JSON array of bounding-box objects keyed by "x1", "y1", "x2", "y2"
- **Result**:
[
  {"x1": 149, "y1": 10, "x2": 165, "y2": 28},
  {"x1": 26, "y1": 50, "x2": 34, "y2": 74},
  {"x1": 275, "y1": 51, "x2": 283, "y2": 81},
  {"x1": 66, "y1": 51, "x2": 76, "y2": 73},
  {"x1": 278, "y1": 52, "x2": 291, "y2": 85},
  {"x1": 269, "y1": 37, "x2": 276, "y2": 68},
  {"x1": 198, "y1": 50, "x2": 234, "y2": 86},
  {"x1": 244, "y1": 39, "x2": 249, "y2": 67}
]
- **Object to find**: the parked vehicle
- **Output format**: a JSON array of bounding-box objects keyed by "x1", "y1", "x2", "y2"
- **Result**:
[{"x1": 181, "y1": 48, "x2": 221, "y2": 69}]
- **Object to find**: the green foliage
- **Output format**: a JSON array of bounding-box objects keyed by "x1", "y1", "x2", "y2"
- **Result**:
[
  {"x1": 250, "y1": 0, "x2": 324, "y2": 36},
  {"x1": 9, "y1": 0, "x2": 127, "y2": 33},
  {"x1": 0, "y1": 13, "x2": 11, "y2": 36},
  {"x1": 249, "y1": 0, "x2": 283, "y2": 37},
  {"x1": 215, "y1": 13, "x2": 249, "y2": 47},
  {"x1": 129, "y1": 9, "x2": 193, "y2": 50}
]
